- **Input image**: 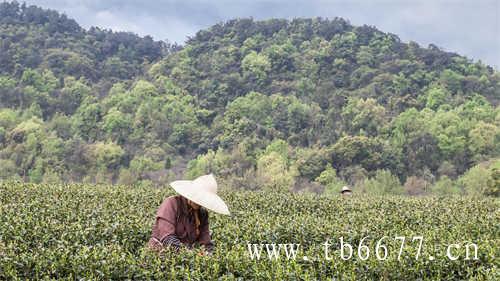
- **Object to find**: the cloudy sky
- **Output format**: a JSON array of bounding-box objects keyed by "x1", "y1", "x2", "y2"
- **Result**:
[{"x1": 26, "y1": 0, "x2": 500, "y2": 68}]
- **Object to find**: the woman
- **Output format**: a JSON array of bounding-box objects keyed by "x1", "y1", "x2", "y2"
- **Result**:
[{"x1": 148, "y1": 174, "x2": 230, "y2": 255}]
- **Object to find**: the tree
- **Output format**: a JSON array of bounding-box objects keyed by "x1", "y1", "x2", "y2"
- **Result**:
[
  {"x1": 130, "y1": 80, "x2": 158, "y2": 97},
  {"x1": 356, "y1": 46, "x2": 375, "y2": 66},
  {"x1": 404, "y1": 132, "x2": 441, "y2": 176},
  {"x1": 186, "y1": 150, "x2": 220, "y2": 179},
  {"x1": 485, "y1": 164, "x2": 499, "y2": 197},
  {"x1": 221, "y1": 92, "x2": 273, "y2": 146},
  {"x1": 439, "y1": 69, "x2": 463, "y2": 94},
  {"x1": 241, "y1": 51, "x2": 271, "y2": 84},
  {"x1": 468, "y1": 121, "x2": 498, "y2": 156},
  {"x1": 457, "y1": 162, "x2": 496, "y2": 197},
  {"x1": 256, "y1": 151, "x2": 294, "y2": 191},
  {"x1": 315, "y1": 164, "x2": 345, "y2": 194},
  {"x1": 0, "y1": 159, "x2": 20, "y2": 180},
  {"x1": 0, "y1": 75, "x2": 18, "y2": 108},
  {"x1": 342, "y1": 98, "x2": 386, "y2": 136},
  {"x1": 430, "y1": 176, "x2": 461, "y2": 196},
  {"x1": 295, "y1": 147, "x2": 328, "y2": 181},
  {"x1": 129, "y1": 155, "x2": 163, "y2": 179},
  {"x1": 102, "y1": 107, "x2": 131, "y2": 143},
  {"x1": 88, "y1": 141, "x2": 124, "y2": 183},
  {"x1": 58, "y1": 77, "x2": 91, "y2": 115},
  {"x1": 1, "y1": 7, "x2": 499, "y2": 187},
  {"x1": 359, "y1": 169, "x2": 403, "y2": 195},
  {"x1": 425, "y1": 86, "x2": 449, "y2": 110},
  {"x1": 427, "y1": 109, "x2": 471, "y2": 174},
  {"x1": 72, "y1": 100, "x2": 102, "y2": 141},
  {"x1": 329, "y1": 135, "x2": 387, "y2": 172},
  {"x1": 262, "y1": 40, "x2": 296, "y2": 73}
]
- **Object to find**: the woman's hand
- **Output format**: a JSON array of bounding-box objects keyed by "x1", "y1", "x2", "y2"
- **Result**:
[
  {"x1": 183, "y1": 245, "x2": 211, "y2": 256},
  {"x1": 197, "y1": 248, "x2": 212, "y2": 257}
]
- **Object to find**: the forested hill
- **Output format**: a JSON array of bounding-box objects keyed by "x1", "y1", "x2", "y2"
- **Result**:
[
  {"x1": 0, "y1": 1, "x2": 173, "y2": 82},
  {"x1": 0, "y1": 2, "x2": 498, "y2": 196}
]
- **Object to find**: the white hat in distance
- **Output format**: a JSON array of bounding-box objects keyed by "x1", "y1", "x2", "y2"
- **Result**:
[
  {"x1": 340, "y1": 186, "x2": 352, "y2": 193},
  {"x1": 169, "y1": 174, "x2": 230, "y2": 215}
]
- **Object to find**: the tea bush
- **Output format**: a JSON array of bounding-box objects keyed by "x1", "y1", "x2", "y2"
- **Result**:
[{"x1": 0, "y1": 181, "x2": 498, "y2": 280}]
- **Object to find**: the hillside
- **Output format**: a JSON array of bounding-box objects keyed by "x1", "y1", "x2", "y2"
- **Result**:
[
  {"x1": 0, "y1": 2, "x2": 172, "y2": 81},
  {"x1": 0, "y1": 2, "x2": 498, "y2": 196}
]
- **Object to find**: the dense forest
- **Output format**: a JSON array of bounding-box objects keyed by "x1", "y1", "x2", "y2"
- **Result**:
[{"x1": 0, "y1": 2, "x2": 498, "y2": 196}]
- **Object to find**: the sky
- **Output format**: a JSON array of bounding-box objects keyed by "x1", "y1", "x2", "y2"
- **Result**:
[{"x1": 24, "y1": 0, "x2": 500, "y2": 69}]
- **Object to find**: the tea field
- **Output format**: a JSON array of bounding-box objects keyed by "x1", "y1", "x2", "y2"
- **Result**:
[{"x1": 0, "y1": 181, "x2": 498, "y2": 280}]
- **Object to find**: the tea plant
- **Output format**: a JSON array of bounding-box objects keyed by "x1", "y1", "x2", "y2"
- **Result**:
[{"x1": 0, "y1": 181, "x2": 498, "y2": 280}]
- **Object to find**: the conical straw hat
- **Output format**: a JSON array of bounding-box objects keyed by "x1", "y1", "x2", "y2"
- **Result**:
[
  {"x1": 169, "y1": 174, "x2": 230, "y2": 215},
  {"x1": 340, "y1": 186, "x2": 352, "y2": 193}
]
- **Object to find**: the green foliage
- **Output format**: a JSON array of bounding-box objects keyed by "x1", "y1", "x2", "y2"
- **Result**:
[
  {"x1": 314, "y1": 164, "x2": 345, "y2": 194},
  {"x1": 457, "y1": 161, "x2": 499, "y2": 197},
  {"x1": 359, "y1": 169, "x2": 403, "y2": 195},
  {"x1": 131, "y1": 80, "x2": 158, "y2": 97},
  {"x1": 342, "y1": 98, "x2": 386, "y2": 136},
  {"x1": 430, "y1": 176, "x2": 462, "y2": 196},
  {"x1": 468, "y1": 121, "x2": 499, "y2": 156},
  {"x1": 0, "y1": 182, "x2": 498, "y2": 279},
  {"x1": 59, "y1": 77, "x2": 91, "y2": 114},
  {"x1": 89, "y1": 142, "x2": 125, "y2": 171},
  {"x1": 0, "y1": 159, "x2": 19, "y2": 180},
  {"x1": 21, "y1": 68, "x2": 59, "y2": 93},
  {"x1": 241, "y1": 50, "x2": 271, "y2": 83},
  {"x1": 425, "y1": 86, "x2": 449, "y2": 110},
  {"x1": 256, "y1": 151, "x2": 295, "y2": 192},
  {"x1": 102, "y1": 108, "x2": 132, "y2": 143},
  {"x1": 0, "y1": 108, "x2": 19, "y2": 129},
  {"x1": 486, "y1": 163, "x2": 500, "y2": 197},
  {"x1": 0, "y1": 3, "x2": 498, "y2": 189},
  {"x1": 429, "y1": 110, "x2": 469, "y2": 159},
  {"x1": 0, "y1": 2, "x2": 166, "y2": 80},
  {"x1": 130, "y1": 156, "x2": 163, "y2": 174},
  {"x1": 186, "y1": 149, "x2": 221, "y2": 179},
  {"x1": 9, "y1": 116, "x2": 43, "y2": 143},
  {"x1": 261, "y1": 139, "x2": 290, "y2": 163},
  {"x1": 295, "y1": 147, "x2": 329, "y2": 181},
  {"x1": 329, "y1": 135, "x2": 387, "y2": 172},
  {"x1": 439, "y1": 69, "x2": 464, "y2": 94}
]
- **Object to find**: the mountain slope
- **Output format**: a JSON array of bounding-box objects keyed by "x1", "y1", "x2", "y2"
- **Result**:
[
  {"x1": 0, "y1": 2, "x2": 498, "y2": 196},
  {"x1": 0, "y1": 1, "x2": 170, "y2": 81}
]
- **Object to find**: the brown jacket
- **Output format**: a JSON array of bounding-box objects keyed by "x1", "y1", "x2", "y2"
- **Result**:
[{"x1": 148, "y1": 195, "x2": 214, "y2": 254}]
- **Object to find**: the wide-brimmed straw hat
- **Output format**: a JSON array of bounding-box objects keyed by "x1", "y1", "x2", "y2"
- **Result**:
[
  {"x1": 340, "y1": 186, "x2": 352, "y2": 193},
  {"x1": 169, "y1": 174, "x2": 230, "y2": 215}
]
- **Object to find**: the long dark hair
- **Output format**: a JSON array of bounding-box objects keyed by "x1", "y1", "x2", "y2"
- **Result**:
[{"x1": 178, "y1": 196, "x2": 208, "y2": 238}]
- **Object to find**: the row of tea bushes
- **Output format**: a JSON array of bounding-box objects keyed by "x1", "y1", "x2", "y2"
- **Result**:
[{"x1": 0, "y1": 181, "x2": 498, "y2": 280}]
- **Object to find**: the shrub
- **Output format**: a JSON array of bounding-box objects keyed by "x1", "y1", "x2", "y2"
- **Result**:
[
  {"x1": 359, "y1": 169, "x2": 403, "y2": 195},
  {"x1": 256, "y1": 151, "x2": 295, "y2": 191},
  {"x1": 457, "y1": 162, "x2": 492, "y2": 197},
  {"x1": 315, "y1": 164, "x2": 346, "y2": 194},
  {"x1": 429, "y1": 176, "x2": 461, "y2": 196}
]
